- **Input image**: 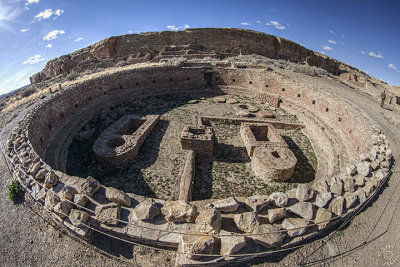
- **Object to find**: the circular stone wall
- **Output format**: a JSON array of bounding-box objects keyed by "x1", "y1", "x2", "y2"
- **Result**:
[{"x1": 5, "y1": 62, "x2": 393, "y2": 264}]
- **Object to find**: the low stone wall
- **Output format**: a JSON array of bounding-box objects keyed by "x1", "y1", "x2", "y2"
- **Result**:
[{"x1": 5, "y1": 63, "x2": 394, "y2": 265}]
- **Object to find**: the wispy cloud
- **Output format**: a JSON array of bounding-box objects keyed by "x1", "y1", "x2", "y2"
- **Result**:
[
  {"x1": 323, "y1": 46, "x2": 333, "y2": 51},
  {"x1": 360, "y1": 51, "x2": 366, "y2": 55},
  {"x1": 45, "y1": 44, "x2": 52, "y2": 48},
  {"x1": 256, "y1": 20, "x2": 261, "y2": 24},
  {"x1": 166, "y1": 24, "x2": 190, "y2": 31},
  {"x1": 388, "y1": 64, "x2": 398, "y2": 72},
  {"x1": 368, "y1": 51, "x2": 384, "y2": 59},
  {"x1": 20, "y1": 28, "x2": 29, "y2": 32},
  {"x1": 23, "y1": 55, "x2": 44, "y2": 65},
  {"x1": 34, "y1": 9, "x2": 64, "y2": 22},
  {"x1": 43, "y1": 29, "x2": 65, "y2": 41},
  {"x1": 329, "y1": 30, "x2": 335, "y2": 34},
  {"x1": 266, "y1": 20, "x2": 286, "y2": 30},
  {"x1": 25, "y1": 0, "x2": 39, "y2": 9},
  {"x1": 328, "y1": 40, "x2": 337, "y2": 45},
  {"x1": 75, "y1": 37, "x2": 83, "y2": 42},
  {"x1": 241, "y1": 22, "x2": 250, "y2": 26}
]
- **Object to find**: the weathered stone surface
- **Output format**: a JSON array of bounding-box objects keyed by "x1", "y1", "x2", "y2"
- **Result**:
[
  {"x1": 161, "y1": 200, "x2": 198, "y2": 223},
  {"x1": 54, "y1": 201, "x2": 73, "y2": 218},
  {"x1": 61, "y1": 186, "x2": 76, "y2": 201},
  {"x1": 314, "y1": 208, "x2": 333, "y2": 230},
  {"x1": 69, "y1": 209, "x2": 89, "y2": 227},
  {"x1": 344, "y1": 192, "x2": 358, "y2": 209},
  {"x1": 346, "y1": 164, "x2": 357, "y2": 176},
  {"x1": 287, "y1": 202, "x2": 314, "y2": 220},
  {"x1": 234, "y1": 212, "x2": 260, "y2": 233},
  {"x1": 315, "y1": 192, "x2": 332, "y2": 208},
  {"x1": 357, "y1": 162, "x2": 371, "y2": 177},
  {"x1": 245, "y1": 195, "x2": 270, "y2": 212},
  {"x1": 252, "y1": 224, "x2": 286, "y2": 248},
  {"x1": 44, "y1": 191, "x2": 60, "y2": 211},
  {"x1": 236, "y1": 110, "x2": 250, "y2": 117},
  {"x1": 268, "y1": 208, "x2": 286, "y2": 223},
  {"x1": 80, "y1": 176, "x2": 100, "y2": 197},
  {"x1": 282, "y1": 218, "x2": 309, "y2": 237},
  {"x1": 354, "y1": 175, "x2": 365, "y2": 187},
  {"x1": 296, "y1": 184, "x2": 314, "y2": 202},
  {"x1": 328, "y1": 196, "x2": 345, "y2": 215},
  {"x1": 220, "y1": 231, "x2": 247, "y2": 256},
  {"x1": 181, "y1": 235, "x2": 217, "y2": 260},
  {"x1": 355, "y1": 188, "x2": 367, "y2": 203},
  {"x1": 226, "y1": 98, "x2": 239, "y2": 104},
  {"x1": 134, "y1": 198, "x2": 160, "y2": 221},
  {"x1": 313, "y1": 179, "x2": 329, "y2": 193},
  {"x1": 329, "y1": 177, "x2": 343, "y2": 196},
  {"x1": 195, "y1": 208, "x2": 221, "y2": 234},
  {"x1": 44, "y1": 171, "x2": 58, "y2": 188},
  {"x1": 359, "y1": 153, "x2": 370, "y2": 162},
  {"x1": 343, "y1": 176, "x2": 355, "y2": 193},
  {"x1": 35, "y1": 169, "x2": 47, "y2": 180},
  {"x1": 105, "y1": 187, "x2": 131, "y2": 207},
  {"x1": 368, "y1": 148, "x2": 377, "y2": 161},
  {"x1": 205, "y1": 197, "x2": 239, "y2": 213},
  {"x1": 374, "y1": 169, "x2": 385, "y2": 181},
  {"x1": 364, "y1": 181, "x2": 375, "y2": 197},
  {"x1": 258, "y1": 111, "x2": 275, "y2": 118},
  {"x1": 74, "y1": 194, "x2": 89, "y2": 208},
  {"x1": 95, "y1": 203, "x2": 121, "y2": 226},
  {"x1": 214, "y1": 97, "x2": 225, "y2": 103},
  {"x1": 270, "y1": 192, "x2": 289, "y2": 207},
  {"x1": 247, "y1": 105, "x2": 259, "y2": 112},
  {"x1": 29, "y1": 162, "x2": 41, "y2": 176}
]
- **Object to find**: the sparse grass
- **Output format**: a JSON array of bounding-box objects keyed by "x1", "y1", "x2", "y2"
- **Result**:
[{"x1": 66, "y1": 73, "x2": 79, "y2": 81}]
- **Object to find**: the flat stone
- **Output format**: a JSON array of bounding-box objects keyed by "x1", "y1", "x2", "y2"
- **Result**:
[
  {"x1": 313, "y1": 179, "x2": 329, "y2": 193},
  {"x1": 268, "y1": 208, "x2": 286, "y2": 223},
  {"x1": 343, "y1": 176, "x2": 355, "y2": 193},
  {"x1": 328, "y1": 196, "x2": 345, "y2": 215},
  {"x1": 354, "y1": 175, "x2": 365, "y2": 187},
  {"x1": 105, "y1": 187, "x2": 131, "y2": 207},
  {"x1": 234, "y1": 212, "x2": 260, "y2": 233},
  {"x1": 315, "y1": 192, "x2": 332, "y2": 208},
  {"x1": 134, "y1": 198, "x2": 160, "y2": 221},
  {"x1": 247, "y1": 105, "x2": 259, "y2": 112},
  {"x1": 161, "y1": 200, "x2": 198, "y2": 223},
  {"x1": 236, "y1": 110, "x2": 250, "y2": 117},
  {"x1": 329, "y1": 177, "x2": 343, "y2": 196},
  {"x1": 188, "y1": 99, "x2": 199, "y2": 104},
  {"x1": 258, "y1": 111, "x2": 275, "y2": 118},
  {"x1": 314, "y1": 208, "x2": 333, "y2": 230},
  {"x1": 35, "y1": 169, "x2": 47, "y2": 180},
  {"x1": 44, "y1": 191, "x2": 60, "y2": 211},
  {"x1": 205, "y1": 197, "x2": 239, "y2": 213},
  {"x1": 69, "y1": 209, "x2": 89, "y2": 227},
  {"x1": 344, "y1": 192, "x2": 358, "y2": 209},
  {"x1": 195, "y1": 208, "x2": 221, "y2": 234},
  {"x1": 357, "y1": 162, "x2": 371, "y2": 177},
  {"x1": 219, "y1": 231, "x2": 247, "y2": 256},
  {"x1": 296, "y1": 184, "x2": 314, "y2": 202},
  {"x1": 44, "y1": 171, "x2": 58, "y2": 188},
  {"x1": 54, "y1": 201, "x2": 73, "y2": 218},
  {"x1": 80, "y1": 176, "x2": 100, "y2": 197},
  {"x1": 214, "y1": 97, "x2": 225, "y2": 103},
  {"x1": 74, "y1": 194, "x2": 89, "y2": 208},
  {"x1": 282, "y1": 218, "x2": 309, "y2": 237},
  {"x1": 61, "y1": 186, "x2": 76, "y2": 201},
  {"x1": 95, "y1": 203, "x2": 121, "y2": 226},
  {"x1": 270, "y1": 192, "x2": 289, "y2": 208},
  {"x1": 181, "y1": 235, "x2": 217, "y2": 260},
  {"x1": 287, "y1": 202, "x2": 314, "y2": 220},
  {"x1": 226, "y1": 98, "x2": 239, "y2": 104},
  {"x1": 252, "y1": 224, "x2": 286, "y2": 248},
  {"x1": 245, "y1": 195, "x2": 270, "y2": 213},
  {"x1": 374, "y1": 169, "x2": 385, "y2": 181},
  {"x1": 346, "y1": 164, "x2": 357, "y2": 176}
]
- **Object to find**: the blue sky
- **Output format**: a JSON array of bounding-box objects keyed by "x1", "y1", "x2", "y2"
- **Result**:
[{"x1": 0, "y1": 0, "x2": 399, "y2": 95}]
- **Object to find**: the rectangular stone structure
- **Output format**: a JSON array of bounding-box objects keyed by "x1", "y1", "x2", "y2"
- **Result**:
[{"x1": 180, "y1": 125, "x2": 214, "y2": 158}]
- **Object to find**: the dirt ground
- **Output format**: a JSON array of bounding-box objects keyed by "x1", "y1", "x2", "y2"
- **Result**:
[{"x1": 1, "y1": 69, "x2": 399, "y2": 267}]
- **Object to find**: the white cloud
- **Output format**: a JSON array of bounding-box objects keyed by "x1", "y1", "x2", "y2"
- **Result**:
[
  {"x1": 266, "y1": 20, "x2": 286, "y2": 30},
  {"x1": 75, "y1": 37, "x2": 83, "y2": 42},
  {"x1": 45, "y1": 44, "x2": 52, "y2": 48},
  {"x1": 20, "y1": 28, "x2": 29, "y2": 32},
  {"x1": 25, "y1": 0, "x2": 39, "y2": 7},
  {"x1": 127, "y1": 30, "x2": 133, "y2": 34},
  {"x1": 328, "y1": 40, "x2": 337, "y2": 45},
  {"x1": 323, "y1": 46, "x2": 333, "y2": 51},
  {"x1": 34, "y1": 9, "x2": 64, "y2": 22},
  {"x1": 23, "y1": 55, "x2": 44, "y2": 65},
  {"x1": 241, "y1": 22, "x2": 250, "y2": 26},
  {"x1": 166, "y1": 24, "x2": 190, "y2": 31},
  {"x1": 43, "y1": 29, "x2": 65, "y2": 41},
  {"x1": 329, "y1": 30, "x2": 335, "y2": 34},
  {"x1": 360, "y1": 51, "x2": 366, "y2": 55},
  {"x1": 388, "y1": 64, "x2": 398, "y2": 71},
  {"x1": 368, "y1": 51, "x2": 384, "y2": 59},
  {"x1": 256, "y1": 20, "x2": 261, "y2": 24}
]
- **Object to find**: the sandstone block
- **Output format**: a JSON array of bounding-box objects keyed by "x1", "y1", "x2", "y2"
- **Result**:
[
  {"x1": 314, "y1": 208, "x2": 333, "y2": 230},
  {"x1": 315, "y1": 192, "x2": 332, "y2": 208},
  {"x1": 195, "y1": 208, "x2": 221, "y2": 234},
  {"x1": 80, "y1": 176, "x2": 100, "y2": 197},
  {"x1": 105, "y1": 187, "x2": 131, "y2": 207},
  {"x1": 54, "y1": 201, "x2": 73, "y2": 218},
  {"x1": 205, "y1": 197, "x2": 239, "y2": 213},
  {"x1": 134, "y1": 198, "x2": 160, "y2": 221},
  {"x1": 252, "y1": 224, "x2": 286, "y2": 248},
  {"x1": 282, "y1": 218, "x2": 309, "y2": 237},
  {"x1": 74, "y1": 194, "x2": 89, "y2": 208},
  {"x1": 61, "y1": 186, "x2": 76, "y2": 201},
  {"x1": 35, "y1": 169, "x2": 47, "y2": 180},
  {"x1": 268, "y1": 208, "x2": 286, "y2": 223},
  {"x1": 181, "y1": 235, "x2": 217, "y2": 260},
  {"x1": 45, "y1": 191, "x2": 60, "y2": 211},
  {"x1": 44, "y1": 171, "x2": 58, "y2": 188},
  {"x1": 296, "y1": 184, "x2": 314, "y2": 202},
  {"x1": 287, "y1": 202, "x2": 314, "y2": 220},
  {"x1": 328, "y1": 196, "x2": 345, "y2": 215},
  {"x1": 245, "y1": 195, "x2": 270, "y2": 213},
  {"x1": 344, "y1": 192, "x2": 358, "y2": 209},
  {"x1": 329, "y1": 177, "x2": 343, "y2": 196},
  {"x1": 161, "y1": 200, "x2": 198, "y2": 223},
  {"x1": 357, "y1": 162, "x2": 371, "y2": 177},
  {"x1": 95, "y1": 203, "x2": 121, "y2": 226},
  {"x1": 234, "y1": 212, "x2": 260, "y2": 233},
  {"x1": 220, "y1": 231, "x2": 247, "y2": 256},
  {"x1": 270, "y1": 192, "x2": 289, "y2": 207},
  {"x1": 69, "y1": 209, "x2": 89, "y2": 227}
]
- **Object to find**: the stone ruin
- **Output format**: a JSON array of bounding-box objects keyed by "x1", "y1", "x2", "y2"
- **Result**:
[{"x1": 3, "y1": 28, "x2": 394, "y2": 266}]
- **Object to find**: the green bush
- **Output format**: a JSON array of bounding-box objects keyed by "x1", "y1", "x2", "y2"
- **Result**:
[
  {"x1": 66, "y1": 73, "x2": 79, "y2": 81},
  {"x1": 8, "y1": 180, "x2": 20, "y2": 203}
]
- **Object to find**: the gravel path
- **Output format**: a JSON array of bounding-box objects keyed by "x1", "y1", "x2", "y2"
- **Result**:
[{"x1": 0, "y1": 72, "x2": 399, "y2": 267}]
